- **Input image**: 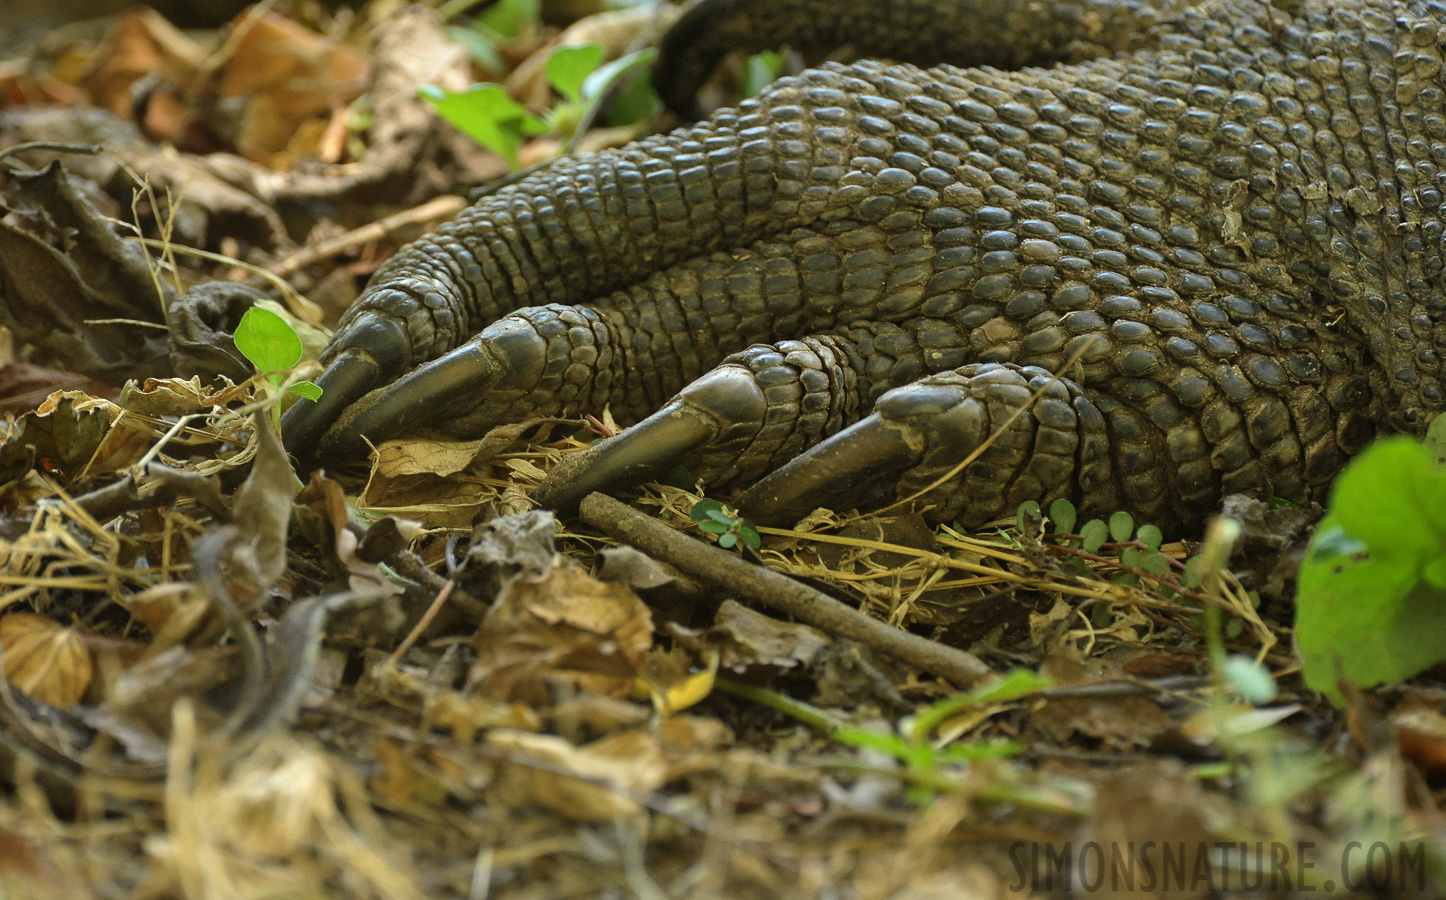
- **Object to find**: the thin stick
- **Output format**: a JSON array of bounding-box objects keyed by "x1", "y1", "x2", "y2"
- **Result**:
[
  {"x1": 272, "y1": 194, "x2": 468, "y2": 278},
  {"x1": 579, "y1": 493, "x2": 993, "y2": 686},
  {"x1": 389, "y1": 578, "x2": 455, "y2": 665}
]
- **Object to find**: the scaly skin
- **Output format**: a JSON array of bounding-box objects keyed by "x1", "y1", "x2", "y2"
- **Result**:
[{"x1": 283, "y1": 0, "x2": 1446, "y2": 534}]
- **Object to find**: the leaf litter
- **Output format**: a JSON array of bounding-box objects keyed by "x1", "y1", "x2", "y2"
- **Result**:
[{"x1": 0, "y1": 1, "x2": 1442, "y2": 898}]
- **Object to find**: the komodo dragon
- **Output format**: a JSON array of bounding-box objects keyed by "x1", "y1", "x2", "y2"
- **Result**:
[{"x1": 282, "y1": 0, "x2": 1446, "y2": 535}]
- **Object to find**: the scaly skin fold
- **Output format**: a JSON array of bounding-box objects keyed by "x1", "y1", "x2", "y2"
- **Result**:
[{"x1": 287, "y1": 0, "x2": 1446, "y2": 533}]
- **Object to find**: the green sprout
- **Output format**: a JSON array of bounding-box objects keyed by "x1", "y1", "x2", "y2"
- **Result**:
[
  {"x1": 233, "y1": 306, "x2": 322, "y2": 427},
  {"x1": 689, "y1": 499, "x2": 761, "y2": 551},
  {"x1": 445, "y1": 0, "x2": 541, "y2": 73},
  {"x1": 832, "y1": 669, "x2": 1045, "y2": 804},
  {"x1": 422, "y1": 42, "x2": 659, "y2": 170}
]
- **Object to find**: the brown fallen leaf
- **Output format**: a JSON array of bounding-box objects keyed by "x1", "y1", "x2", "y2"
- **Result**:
[
  {"x1": 1032, "y1": 648, "x2": 1174, "y2": 750},
  {"x1": 79, "y1": 8, "x2": 207, "y2": 127},
  {"x1": 471, "y1": 556, "x2": 654, "y2": 703},
  {"x1": 0, "y1": 612, "x2": 94, "y2": 707},
  {"x1": 1390, "y1": 695, "x2": 1446, "y2": 777},
  {"x1": 487, "y1": 728, "x2": 666, "y2": 822},
  {"x1": 217, "y1": 12, "x2": 368, "y2": 167},
  {"x1": 0, "y1": 394, "x2": 111, "y2": 485}
]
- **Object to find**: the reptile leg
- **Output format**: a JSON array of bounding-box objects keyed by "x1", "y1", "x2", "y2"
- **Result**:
[{"x1": 282, "y1": 0, "x2": 1189, "y2": 461}]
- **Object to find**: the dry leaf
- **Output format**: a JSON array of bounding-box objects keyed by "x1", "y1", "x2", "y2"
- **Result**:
[
  {"x1": 0, "y1": 613, "x2": 94, "y2": 707},
  {"x1": 487, "y1": 728, "x2": 666, "y2": 822},
  {"x1": 471, "y1": 556, "x2": 654, "y2": 702},
  {"x1": 1033, "y1": 649, "x2": 1174, "y2": 749},
  {"x1": 638, "y1": 646, "x2": 717, "y2": 717},
  {"x1": 218, "y1": 13, "x2": 368, "y2": 166}
]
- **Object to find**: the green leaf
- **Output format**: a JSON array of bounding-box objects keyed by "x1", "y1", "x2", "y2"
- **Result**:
[
  {"x1": 717, "y1": 532, "x2": 738, "y2": 549},
  {"x1": 477, "y1": 0, "x2": 538, "y2": 40},
  {"x1": 234, "y1": 306, "x2": 302, "y2": 373},
  {"x1": 1120, "y1": 546, "x2": 1142, "y2": 569},
  {"x1": 741, "y1": 47, "x2": 787, "y2": 99},
  {"x1": 1048, "y1": 498, "x2": 1076, "y2": 537},
  {"x1": 1296, "y1": 438, "x2": 1446, "y2": 703},
  {"x1": 690, "y1": 499, "x2": 724, "y2": 522},
  {"x1": 706, "y1": 508, "x2": 735, "y2": 525},
  {"x1": 698, "y1": 520, "x2": 729, "y2": 534},
  {"x1": 592, "y1": 50, "x2": 659, "y2": 126},
  {"x1": 446, "y1": 25, "x2": 502, "y2": 71},
  {"x1": 1141, "y1": 551, "x2": 1172, "y2": 579},
  {"x1": 1222, "y1": 655, "x2": 1278, "y2": 704},
  {"x1": 419, "y1": 83, "x2": 544, "y2": 169},
  {"x1": 289, "y1": 380, "x2": 323, "y2": 401},
  {"x1": 1015, "y1": 500, "x2": 1041, "y2": 535},
  {"x1": 1137, "y1": 523, "x2": 1163, "y2": 551},
  {"x1": 1424, "y1": 557, "x2": 1446, "y2": 590},
  {"x1": 740, "y1": 527, "x2": 762, "y2": 550},
  {"x1": 546, "y1": 43, "x2": 604, "y2": 104},
  {"x1": 1182, "y1": 555, "x2": 1204, "y2": 589},
  {"x1": 1080, "y1": 519, "x2": 1108, "y2": 553},
  {"x1": 1108, "y1": 510, "x2": 1134, "y2": 543}
]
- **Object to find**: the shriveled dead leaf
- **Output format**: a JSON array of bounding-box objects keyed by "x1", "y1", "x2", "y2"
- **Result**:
[
  {"x1": 0, "y1": 612, "x2": 94, "y2": 707},
  {"x1": 487, "y1": 728, "x2": 665, "y2": 822},
  {"x1": 35, "y1": 390, "x2": 150, "y2": 476},
  {"x1": 0, "y1": 394, "x2": 111, "y2": 484},
  {"x1": 709, "y1": 599, "x2": 832, "y2": 672},
  {"x1": 123, "y1": 582, "x2": 213, "y2": 650},
  {"x1": 118, "y1": 374, "x2": 250, "y2": 418},
  {"x1": 1032, "y1": 649, "x2": 1174, "y2": 749},
  {"x1": 224, "y1": 416, "x2": 295, "y2": 604},
  {"x1": 0, "y1": 161, "x2": 173, "y2": 381},
  {"x1": 373, "y1": 437, "x2": 489, "y2": 479},
  {"x1": 1393, "y1": 696, "x2": 1446, "y2": 776},
  {"x1": 638, "y1": 646, "x2": 717, "y2": 717},
  {"x1": 471, "y1": 556, "x2": 653, "y2": 702},
  {"x1": 84, "y1": 645, "x2": 237, "y2": 762}
]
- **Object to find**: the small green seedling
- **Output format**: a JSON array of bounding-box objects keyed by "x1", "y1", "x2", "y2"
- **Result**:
[
  {"x1": 419, "y1": 83, "x2": 547, "y2": 169},
  {"x1": 833, "y1": 668, "x2": 1044, "y2": 804},
  {"x1": 689, "y1": 498, "x2": 761, "y2": 550},
  {"x1": 234, "y1": 306, "x2": 322, "y2": 427},
  {"x1": 446, "y1": 0, "x2": 541, "y2": 73},
  {"x1": 423, "y1": 43, "x2": 659, "y2": 169}
]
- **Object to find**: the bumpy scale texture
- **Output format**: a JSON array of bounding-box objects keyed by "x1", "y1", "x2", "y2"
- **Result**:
[{"x1": 295, "y1": 0, "x2": 1446, "y2": 534}]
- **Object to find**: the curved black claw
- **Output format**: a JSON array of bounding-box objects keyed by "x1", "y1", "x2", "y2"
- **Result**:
[
  {"x1": 735, "y1": 414, "x2": 921, "y2": 526},
  {"x1": 281, "y1": 312, "x2": 411, "y2": 465},
  {"x1": 739, "y1": 366, "x2": 1105, "y2": 529},
  {"x1": 308, "y1": 317, "x2": 550, "y2": 464},
  {"x1": 533, "y1": 365, "x2": 770, "y2": 514}
]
